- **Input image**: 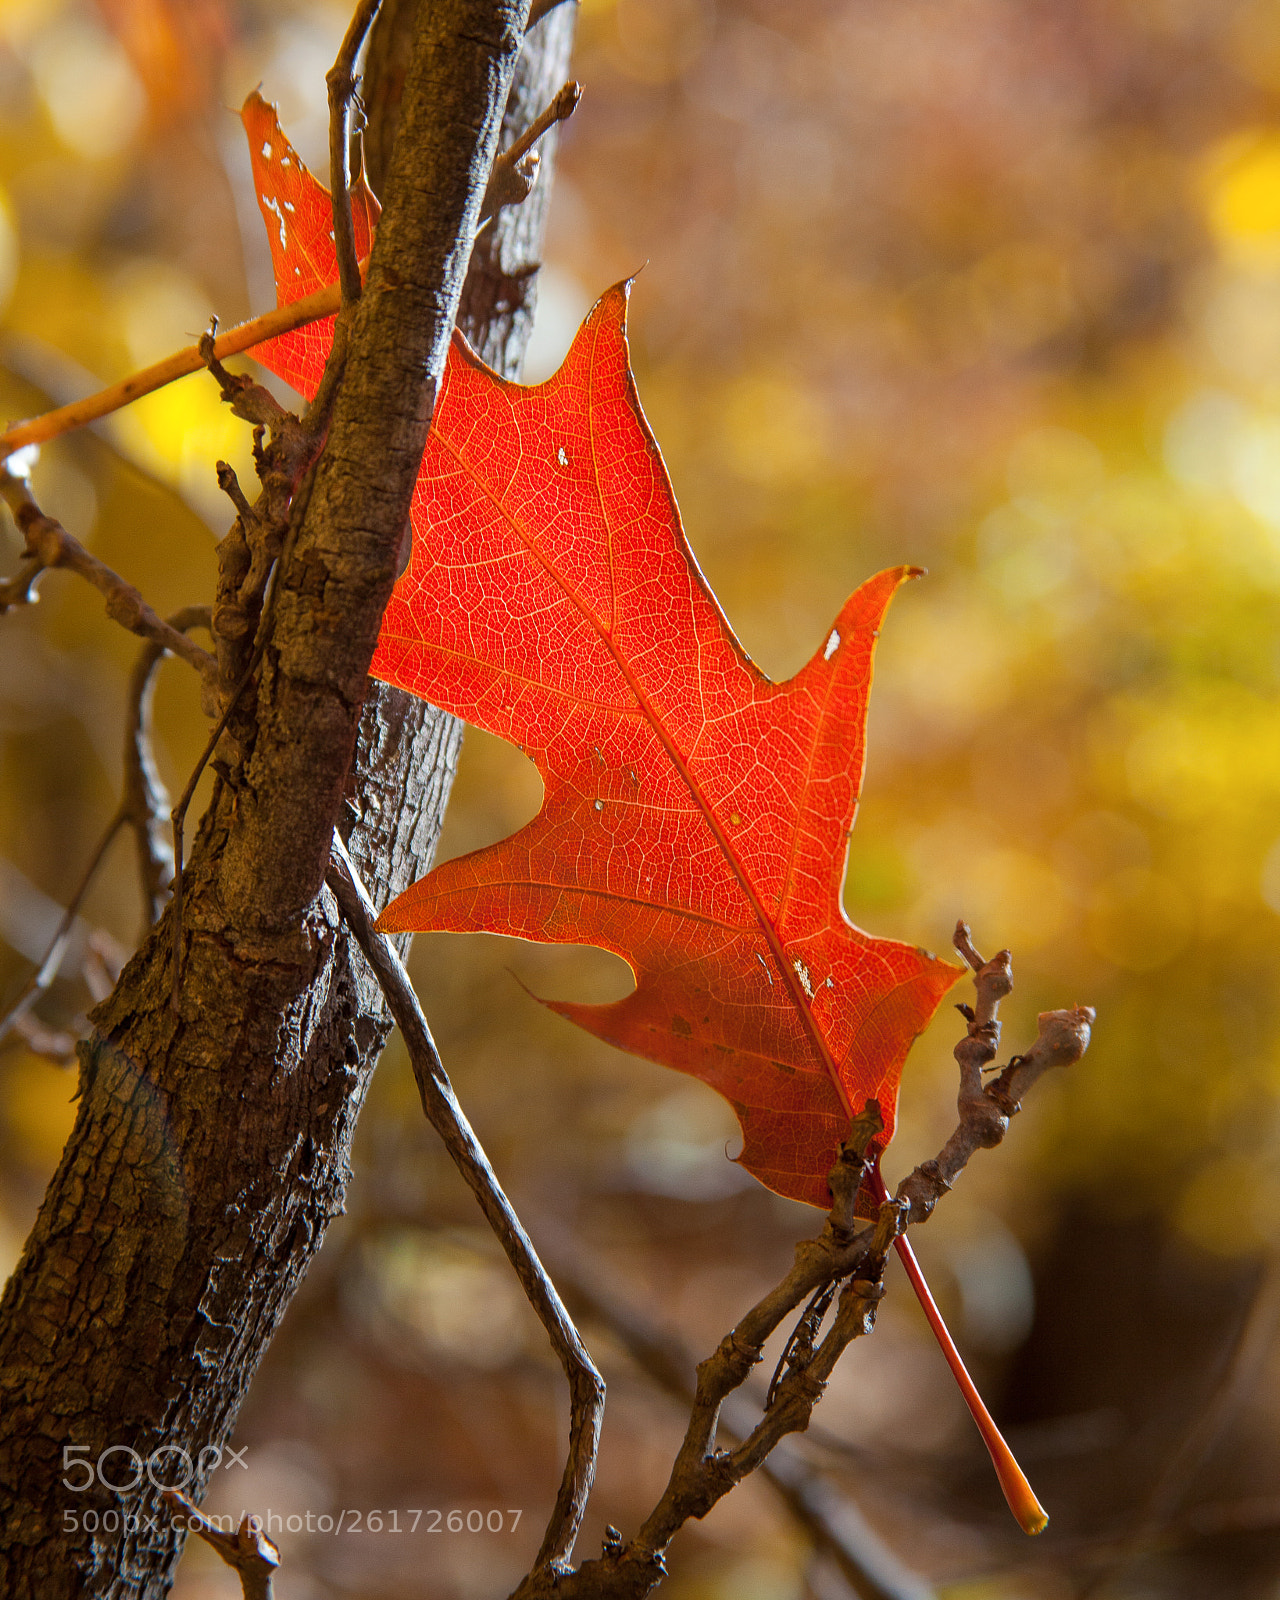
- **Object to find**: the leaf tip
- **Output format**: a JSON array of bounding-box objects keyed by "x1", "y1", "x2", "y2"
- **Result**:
[{"x1": 239, "y1": 86, "x2": 276, "y2": 133}]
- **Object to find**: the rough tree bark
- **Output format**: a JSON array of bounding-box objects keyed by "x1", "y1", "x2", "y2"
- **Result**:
[{"x1": 0, "y1": 4, "x2": 575, "y2": 1595}]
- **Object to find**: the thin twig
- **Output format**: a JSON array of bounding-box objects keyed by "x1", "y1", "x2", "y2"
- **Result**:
[
  {"x1": 506, "y1": 78, "x2": 582, "y2": 169},
  {"x1": 125, "y1": 606, "x2": 213, "y2": 930},
  {"x1": 894, "y1": 928, "x2": 1095, "y2": 1227},
  {"x1": 0, "y1": 814, "x2": 124, "y2": 1051},
  {"x1": 480, "y1": 80, "x2": 582, "y2": 224},
  {"x1": 328, "y1": 0, "x2": 382, "y2": 308},
  {"x1": 0, "y1": 606, "x2": 213, "y2": 1051},
  {"x1": 163, "y1": 1490, "x2": 278, "y2": 1600},
  {"x1": 508, "y1": 943, "x2": 1093, "y2": 1599},
  {"x1": 0, "y1": 471, "x2": 216, "y2": 682},
  {"x1": 0, "y1": 279, "x2": 354, "y2": 467},
  {"x1": 541, "y1": 1233, "x2": 936, "y2": 1600},
  {"x1": 325, "y1": 833, "x2": 605, "y2": 1573}
]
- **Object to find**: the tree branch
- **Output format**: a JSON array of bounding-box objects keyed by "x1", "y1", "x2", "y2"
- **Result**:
[
  {"x1": 0, "y1": 606, "x2": 211, "y2": 1049},
  {"x1": 0, "y1": 60, "x2": 575, "y2": 477},
  {"x1": 507, "y1": 938, "x2": 1092, "y2": 1600},
  {"x1": 480, "y1": 78, "x2": 581, "y2": 223},
  {"x1": 213, "y1": 0, "x2": 531, "y2": 933},
  {"x1": 325, "y1": 833, "x2": 604, "y2": 1571},
  {"x1": 328, "y1": 0, "x2": 383, "y2": 308},
  {"x1": 0, "y1": 282, "x2": 351, "y2": 466},
  {"x1": 0, "y1": 470, "x2": 215, "y2": 682},
  {"x1": 542, "y1": 1235, "x2": 936, "y2": 1600},
  {"x1": 894, "y1": 927, "x2": 1095, "y2": 1227},
  {"x1": 0, "y1": 816, "x2": 123, "y2": 1052},
  {"x1": 124, "y1": 606, "x2": 213, "y2": 930},
  {"x1": 0, "y1": 8, "x2": 549, "y2": 1595}
]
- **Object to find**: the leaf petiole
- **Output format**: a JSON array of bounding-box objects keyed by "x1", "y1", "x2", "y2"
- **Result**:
[{"x1": 866, "y1": 1165, "x2": 1048, "y2": 1535}]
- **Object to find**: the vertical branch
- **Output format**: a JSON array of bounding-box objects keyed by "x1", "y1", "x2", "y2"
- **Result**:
[
  {"x1": 0, "y1": 11, "x2": 539, "y2": 1597},
  {"x1": 124, "y1": 606, "x2": 213, "y2": 930},
  {"x1": 328, "y1": 0, "x2": 383, "y2": 309},
  {"x1": 0, "y1": 606, "x2": 211, "y2": 1048}
]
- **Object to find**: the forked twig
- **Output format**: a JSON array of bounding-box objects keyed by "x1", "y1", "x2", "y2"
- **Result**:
[
  {"x1": 0, "y1": 607, "x2": 211, "y2": 1050},
  {"x1": 539, "y1": 1230, "x2": 936, "y2": 1600},
  {"x1": 0, "y1": 817, "x2": 123, "y2": 1052},
  {"x1": 325, "y1": 833, "x2": 605, "y2": 1573},
  {"x1": 506, "y1": 934, "x2": 1092, "y2": 1600},
  {"x1": 481, "y1": 79, "x2": 582, "y2": 224}
]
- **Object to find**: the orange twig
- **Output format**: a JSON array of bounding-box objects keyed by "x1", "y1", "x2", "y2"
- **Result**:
[{"x1": 0, "y1": 280, "x2": 346, "y2": 463}]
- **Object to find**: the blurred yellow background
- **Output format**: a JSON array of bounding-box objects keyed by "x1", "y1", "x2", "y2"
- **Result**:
[{"x1": 5, "y1": 1, "x2": 1280, "y2": 1596}]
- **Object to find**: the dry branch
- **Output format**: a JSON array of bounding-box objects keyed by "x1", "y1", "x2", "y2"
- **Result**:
[
  {"x1": 542, "y1": 1235, "x2": 936, "y2": 1600},
  {"x1": 0, "y1": 607, "x2": 211, "y2": 1051},
  {"x1": 0, "y1": 470, "x2": 215, "y2": 682},
  {"x1": 325, "y1": 832, "x2": 604, "y2": 1572},
  {"x1": 506, "y1": 934, "x2": 1092, "y2": 1600},
  {"x1": 328, "y1": 0, "x2": 383, "y2": 309},
  {"x1": 125, "y1": 606, "x2": 214, "y2": 928},
  {"x1": 0, "y1": 816, "x2": 122, "y2": 1054}
]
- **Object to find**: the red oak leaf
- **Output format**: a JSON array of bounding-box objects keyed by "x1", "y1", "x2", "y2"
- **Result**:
[
  {"x1": 240, "y1": 91, "x2": 379, "y2": 400},
  {"x1": 241, "y1": 95, "x2": 1046, "y2": 1535},
  {"x1": 370, "y1": 296, "x2": 962, "y2": 1208},
  {"x1": 242, "y1": 92, "x2": 960, "y2": 1210}
]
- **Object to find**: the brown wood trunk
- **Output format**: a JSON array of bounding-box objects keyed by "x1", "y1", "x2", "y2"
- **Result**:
[{"x1": 0, "y1": 6, "x2": 575, "y2": 1595}]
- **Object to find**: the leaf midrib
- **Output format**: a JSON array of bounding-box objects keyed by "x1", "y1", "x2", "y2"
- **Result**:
[{"x1": 429, "y1": 334, "x2": 853, "y2": 1119}]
